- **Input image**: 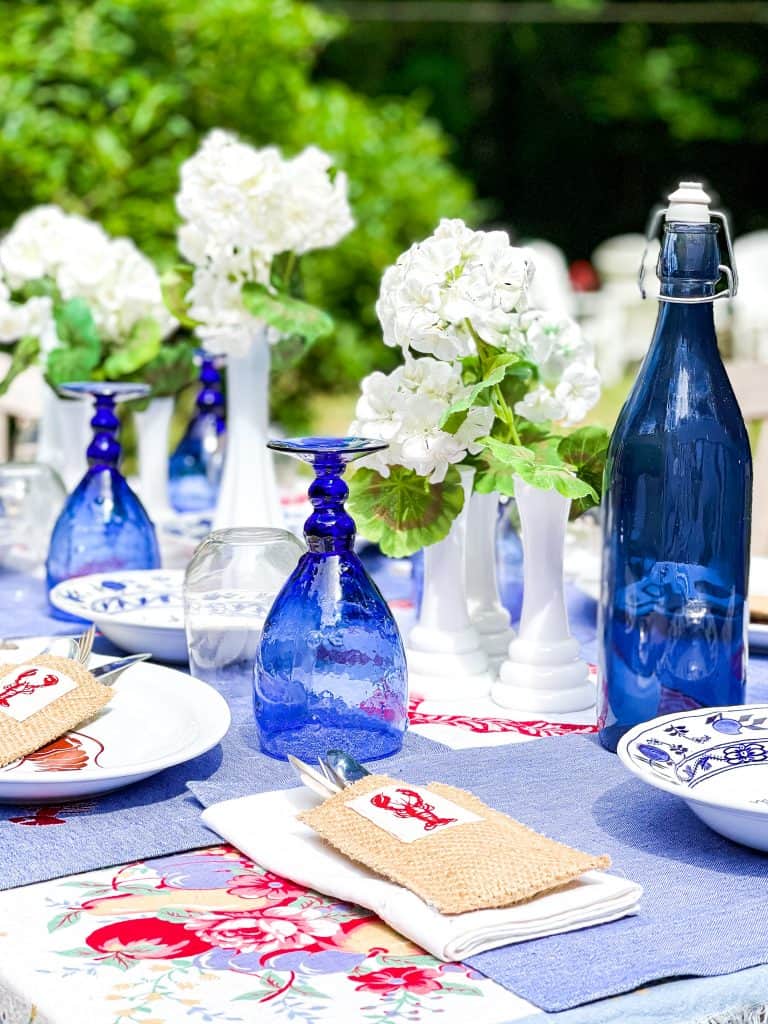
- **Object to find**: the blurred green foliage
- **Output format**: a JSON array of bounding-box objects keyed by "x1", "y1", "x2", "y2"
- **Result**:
[{"x1": 0, "y1": 0, "x2": 476, "y2": 428}]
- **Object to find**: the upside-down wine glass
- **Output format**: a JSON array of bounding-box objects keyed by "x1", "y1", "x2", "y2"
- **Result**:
[
  {"x1": 169, "y1": 353, "x2": 226, "y2": 514},
  {"x1": 46, "y1": 382, "x2": 161, "y2": 592},
  {"x1": 255, "y1": 437, "x2": 408, "y2": 762}
]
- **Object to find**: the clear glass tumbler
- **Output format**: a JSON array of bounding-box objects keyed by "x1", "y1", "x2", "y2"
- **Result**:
[
  {"x1": 0, "y1": 462, "x2": 66, "y2": 572},
  {"x1": 184, "y1": 527, "x2": 304, "y2": 692}
]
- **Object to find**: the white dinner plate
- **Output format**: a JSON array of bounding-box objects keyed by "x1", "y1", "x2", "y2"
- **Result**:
[
  {"x1": 618, "y1": 704, "x2": 768, "y2": 851},
  {"x1": 0, "y1": 655, "x2": 230, "y2": 803},
  {"x1": 49, "y1": 570, "x2": 187, "y2": 662}
]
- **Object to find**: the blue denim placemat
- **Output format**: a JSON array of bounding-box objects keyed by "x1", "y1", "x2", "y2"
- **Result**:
[{"x1": 289, "y1": 732, "x2": 768, "y2": 1013}]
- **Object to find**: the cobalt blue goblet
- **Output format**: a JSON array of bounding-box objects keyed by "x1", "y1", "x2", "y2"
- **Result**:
[
  {"x1": 46, "y1": 382, "x2": 161, "y2": 591},
  {"x1": 169, "y1": 353, "x2": 226, "y2": 514},
  {"x1": 254, "y1": 437, "x2": 408, "y2": 762}
]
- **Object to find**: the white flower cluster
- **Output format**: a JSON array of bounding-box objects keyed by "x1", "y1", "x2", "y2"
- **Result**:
[
  {"x1": 0, "y1": 205, "x2": 173, "y2": 349},
  {"x1": 376, "y1": 218, "x2": 535, "y2": 362},
  {"x1": 514, "y1": 311, "x2": 601, "y2": 427},
  {"x1": 350, "y1": 357, "x2": 493, "y2": 483},
  {"x1": 176, "y1": 130, "x2": 355, "y2": 356}
]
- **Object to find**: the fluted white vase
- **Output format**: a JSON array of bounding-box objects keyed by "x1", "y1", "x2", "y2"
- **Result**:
[
  {"x1": 134, "y1": 396, "x2": 173, "y2": 521},
  {"x1": 491, "y1": 478, "x2": 594, "y2": 713},
  {"x1": 465, "y1": 490, "x2": 514, "y2": 662},
  {"x1": 406, "y1": 468, "x2": 492, "y2": 700},
  {"x1": 213, "y1": 330, "x2": 283, "y2": 531},
  {"x1": 37, "y1": 386, "x2": 90, "y2": 492}
]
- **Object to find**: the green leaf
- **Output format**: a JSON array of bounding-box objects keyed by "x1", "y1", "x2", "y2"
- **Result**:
[
  {"x1": 46, "y1": 298, "x2": 102, "y2": 387},
  {"x1": 475, "y1": 436, "x2": 598, "y2": 503},
  {"x1": 347, "y1": 465, "x2": 465, "y2": 558},
  {"x1": 101, "y1": 317, "x2": 162, "y2": 378},
  {"x1": 161, "y1": 266, "x2": 199, "y2": 329},
  {"x1": 440, "y1": 353, "x2": 517, "y2": 425},
  {"x1": 0, "y1": 335, "x2": 40, "y2": 397},
  {"x1": 557, "y1": 425, "x2": 610, "y2": 517},
  {"x1": 271, "y1": 333, "x2": 320, "y2": 373},
  {"x1": 125, "y1": 337, "x2": 198, "y2": 402},
  {"x1": 47, "y1": 910, "x2": 81, "y2": 933},
  {"x1": 241, "y1": 282, "x2": 334, "y2": 344}
]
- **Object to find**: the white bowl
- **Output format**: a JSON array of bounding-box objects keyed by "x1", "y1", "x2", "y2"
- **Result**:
[
  {"x1": 49, "y1": 570, "x2": 187, "y2": 663},
  {"x1": 618, "y1": 704, "x2": 768, "y2": 851}
]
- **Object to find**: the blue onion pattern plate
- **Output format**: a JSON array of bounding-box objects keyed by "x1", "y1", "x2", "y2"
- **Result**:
[
  {"x1": 619, "y1": 705, "x2": 768, "y2": 851},
  {"x1": 49, "y1": 570, "x2": 186, "y2": 662}
]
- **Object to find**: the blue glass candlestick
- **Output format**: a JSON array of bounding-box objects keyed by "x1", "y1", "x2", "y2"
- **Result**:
[
  {"x1": 169, "y1": 354, "x2": 226, "y2": 514},
  {"x1": 255, "y1": 437, "x2": 408, "y2": 762},
  {"x1": 46, "y1": 382, "x2": 161, "y2": 591}
]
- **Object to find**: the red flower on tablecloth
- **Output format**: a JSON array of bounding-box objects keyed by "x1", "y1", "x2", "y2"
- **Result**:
[
  {"x1": 350, "y1": 965, "x2": 443, "y2": 995},
  {"x1": 407, "y1": 696, "x2": 597, "y2": 736},
  {"x1": 226, "y1": 871, "x2": 306, "y2": 903},
  {"x1": 185, "y1": 906, "x2": 342, "y2": 956},
  {"x1": 86, "y1": 917, "x2": 213, "y2": 960}
]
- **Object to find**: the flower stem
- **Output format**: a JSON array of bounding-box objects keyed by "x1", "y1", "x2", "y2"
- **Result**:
[{"x1": 466, "y1": 320, "x2": 522, "y2": 446}]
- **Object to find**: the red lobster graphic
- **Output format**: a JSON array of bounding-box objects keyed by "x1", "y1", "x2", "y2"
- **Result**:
[
  {"x1": 0, "y1": 668, "x2": 60, "y2": 708},
  {"x1": 370, "y1": 787, "x2": 457, "y2": 832}
]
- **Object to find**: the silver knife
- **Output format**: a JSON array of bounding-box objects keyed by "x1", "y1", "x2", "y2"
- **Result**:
[{"x1": 92, "y1": 653, "x2": 151, "y2": 685}]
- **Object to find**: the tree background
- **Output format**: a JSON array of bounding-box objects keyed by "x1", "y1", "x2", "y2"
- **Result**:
[{"x1": 1, "y1": 0, "x2": 765, "y2": 425}]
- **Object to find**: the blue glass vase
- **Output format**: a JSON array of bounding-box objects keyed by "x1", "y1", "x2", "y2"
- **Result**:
[
  {"x1": 255, "y1": 437, "x2": 408, "y2": 762},
  {"x1": 46, "y1": 382, "x2": 161, "y2": 591},
  {"x1": 169, "y1": 354, "x2": 226, "y2": 514},
  {"x1": 598, "y1": 194, "x2": 752, "y2": 751}
]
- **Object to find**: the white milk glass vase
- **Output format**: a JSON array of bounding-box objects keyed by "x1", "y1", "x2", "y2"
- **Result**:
[
  {"x1": 406, "y1": 467, "x2": 491, "y2": 700},
  {"x1": 134, "y1": 396, "x2": 174, "y2": 521},
  {"x1": 37, "y1": 386, "x2": 90, "y2": 492},
  {"x1": 465, "y1": 490, "x2": 514, "y2": 662},
  {"x1": 213, "y1": 328, "x2": 284, "y2": 531},
  {"x1": 492, "y1": 477, "x2": 594, "y2": 713}
]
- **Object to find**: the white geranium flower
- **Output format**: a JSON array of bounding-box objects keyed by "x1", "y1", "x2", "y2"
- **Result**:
[
  {"x1": 0, "y1": 205, "x2": 174, "y2": 347},
  {"x1": 175, "y1": 130, "x2": 354, "y2": 354},
  {"x1": 514, "y1": 385, "x2": 566, "y2": 424},
  {"x1": 555, "y1": 362, "x2": 602, "y2": 426},
  {"x1": 351, "y1": 356, "x2": 492, "y2": 483},
  {"x1": 376, "y1": 219, "x2": 534, "y2": 361}
]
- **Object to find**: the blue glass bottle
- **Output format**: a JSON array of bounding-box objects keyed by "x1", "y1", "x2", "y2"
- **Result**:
[
  {"x1": 46, "y1": 382, "x2": 161, "y2": 591},
  {"x1": 255, "y1": 437, "x2": 408, "y2": 762},
  {"x1": 598, "y1": 184, "x2": 751, "y2": 751},
  {"x1": 169, "y1": 354, "x2": 226, "y2": 514}
]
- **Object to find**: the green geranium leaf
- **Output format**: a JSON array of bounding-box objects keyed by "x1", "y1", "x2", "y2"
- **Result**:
[
  {"x1": 126, "y1": 337, "x2": 198, "y2": 404},
  {"x1": 440, "y1": 353, "x2": 517, "y2": 425},
  {"x1": 46, "y1": 299, "x2": 102, "y2": 386},
  {"x1": 476, "y1": 435, "x2": 598, "y2": 503},
  {"x1": 101, "y1": 317, "x2": 162, "y2": 378},
  {"x1": 347, "y1": 465, "x2": 465, "y2": 558},
  {"x1": 499, "y1": 361, "x2": 537, "y2": 407},
  {"x1": 241, "y1": 282, "x2": 334, "y2": 344},
  {"x1": 558, "y1": 425, "x2": 610, "y2": 517},
  {"x1": 271, "y1": 333, "x2": 320, "y2": 373},
  {"x1": 15, "y1": 278, "x2": 58, "y2": 302},
  {"x1": 0, "y1": 335, "x2": 40, "y2": 397},
  {"x1": 161, "y1": 266, "x2": 199, "y2": 328},
  {"x1": 517, "y1": 417, "x2": 552, "y2": 446}
]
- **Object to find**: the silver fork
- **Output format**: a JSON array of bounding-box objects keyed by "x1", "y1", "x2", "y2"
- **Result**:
[{"x1": 74, "y1": 624, "x2": 96, "y2": 666}]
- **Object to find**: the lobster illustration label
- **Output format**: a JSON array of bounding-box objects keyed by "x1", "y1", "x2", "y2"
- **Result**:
[
  {"x1": 346, "y1": 784, "x2": 481, "y2": 843},
  {"x1": 0, "y1": 663, "x2": 76, "y2": 722}
]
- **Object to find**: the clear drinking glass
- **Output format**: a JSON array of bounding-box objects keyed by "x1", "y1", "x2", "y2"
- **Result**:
[
  {"x1": 184, "y1": 527, "x2": 305, "y2": 691},
  {"x1": 0, "y1": 462, "x2": 66, "y2": 572}
]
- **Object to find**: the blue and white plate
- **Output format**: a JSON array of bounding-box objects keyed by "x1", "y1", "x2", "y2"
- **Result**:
[
  {"x1": 49, "y1": 570, "x2": 186, "y2": 663},
  {"x1": 619, "y1": 705, "x2": 768, "y2": 851}
]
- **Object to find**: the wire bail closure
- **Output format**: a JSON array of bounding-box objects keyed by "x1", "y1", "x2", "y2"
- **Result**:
[{"x1": 637, "y1": 206, "x2": 739, "y2": 305}]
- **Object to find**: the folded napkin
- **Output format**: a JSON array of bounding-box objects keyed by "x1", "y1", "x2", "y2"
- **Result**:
[{"x1": 201, "y1": 787, "x2": 643, "y2": 962}]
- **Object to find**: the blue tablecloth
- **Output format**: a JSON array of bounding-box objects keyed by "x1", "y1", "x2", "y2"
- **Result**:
[{"x1": 3, "y1": 565, "x2": 768, "y2": 1024}]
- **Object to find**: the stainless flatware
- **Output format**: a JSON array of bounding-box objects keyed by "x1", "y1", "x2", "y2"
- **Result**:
[
  {"x1": 92, "y1": 653, "x2": 151, "y2": 685},
  {"x1": 317, "y1": 749, "x2": 372, "y2": 790},
  {"x1": 287, "y1": 754, "x2": 341, "y2": 799}
]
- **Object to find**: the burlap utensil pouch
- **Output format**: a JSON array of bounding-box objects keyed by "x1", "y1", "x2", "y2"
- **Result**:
[
  {"x1": 0, "y1": 655, "x2": 112, "y2": 768},
  {"x1": 299, "y1": 773, "x2": 611, "y2": 914}
]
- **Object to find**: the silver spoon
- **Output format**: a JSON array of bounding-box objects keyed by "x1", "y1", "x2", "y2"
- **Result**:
[{"x1": 320, "y1": 749, "x2": 372, "y2": 789}]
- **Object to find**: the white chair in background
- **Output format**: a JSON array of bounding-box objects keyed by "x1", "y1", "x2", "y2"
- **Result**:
[
  {"x1": 730, "y1": 232, "x2": 768, "y2": 361},
  {"x1": 587, "y1": 234, "x2": 661, "y2": 386},
  {"x1": 525, "y1": 239, "x2": 576, "y2": 316}
]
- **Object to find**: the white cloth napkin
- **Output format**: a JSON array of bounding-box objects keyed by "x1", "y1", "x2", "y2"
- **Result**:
[{"x1": 201, "y1": 788, "x2": 643, "y2": 962}]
